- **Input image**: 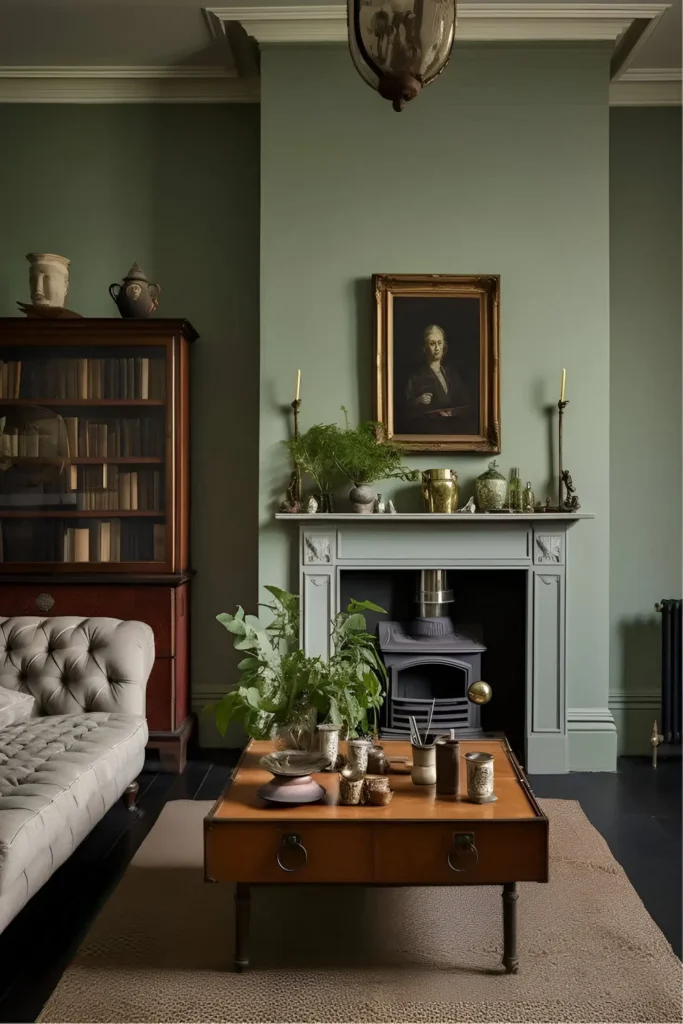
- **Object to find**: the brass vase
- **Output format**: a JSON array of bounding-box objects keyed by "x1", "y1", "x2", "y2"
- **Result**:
[{"x1": 421, "y1": 469, "x2": 459, "y2": 513}]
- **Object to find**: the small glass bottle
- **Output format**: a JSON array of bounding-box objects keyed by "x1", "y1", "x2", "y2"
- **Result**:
[
  {"x1": 508, "y1": 467, "x2": 523, "y2": 511},
  {"x1": 522, "y1": 481, "x2": 535, "y2": 512}
]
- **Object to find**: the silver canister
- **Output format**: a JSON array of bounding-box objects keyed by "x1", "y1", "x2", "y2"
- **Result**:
[
  {"x1": 465, "y1": 751, "x2": 496, "y2": 803},
  {"x1": 411, "y1": 743, "x2": 437, "y2": 786},
  {"x1": 346, "y1": 738, "x2": 372, "y2": 774},
  {"x1": 316, "y1": 724, "x2": 341, "y2": 770}
]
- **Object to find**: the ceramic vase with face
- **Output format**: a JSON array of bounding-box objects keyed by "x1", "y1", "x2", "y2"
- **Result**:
[{"x1": 26, "y1": 253, "x2": 70, "y2": 308}]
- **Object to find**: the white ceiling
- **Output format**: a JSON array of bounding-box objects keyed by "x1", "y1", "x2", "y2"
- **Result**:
[{"x1": 0, "y1": 0, "x2": 679, "y2": 71}]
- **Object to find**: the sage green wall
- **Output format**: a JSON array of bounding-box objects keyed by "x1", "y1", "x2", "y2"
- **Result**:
[
  {"x1": 260, "y1": 45, "x2": 615, "y2": 769},
  {"x1": 0, "y1": 104, "x2": 260, "y2": 744},
  {"x1": 609, "y1": 108, "x2": 682, "y2": 754}
]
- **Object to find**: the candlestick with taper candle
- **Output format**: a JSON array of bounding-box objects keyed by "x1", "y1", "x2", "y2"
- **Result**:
[
  {"x1": 290, "y1": 370, "x2": 302, "y2": 505},
  {"x1": 557, "y1": 368, "x2": 570, "y2": 508}
]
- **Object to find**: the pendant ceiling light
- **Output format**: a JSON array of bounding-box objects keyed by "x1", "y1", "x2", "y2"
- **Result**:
[{"x1": 348, "y1": 0, "x2": 456, "y2": 112}]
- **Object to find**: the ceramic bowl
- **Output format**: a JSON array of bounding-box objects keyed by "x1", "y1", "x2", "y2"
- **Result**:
[{"x1": 260, "y1": 750, "x2": 330, "y2": 777}]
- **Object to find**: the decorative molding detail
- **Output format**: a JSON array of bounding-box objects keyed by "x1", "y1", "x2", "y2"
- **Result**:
[
  {"x1": 567, "y1": 707, "x2": 617, "y2": 731},
  {"x1": 304, "y1": 533, "x2": 332, "y2": 564},
  {"x1": 608, "y1": 690, "x2": 660, "y2": 710},
  {"x1": 0, "y1": 66, "x2": 260, "y2": 103},
  {"x1": 610, "y1": 67, "x2": 682, "y2": 105},
  {"x1": 535, "y1": 535, "x2": 563, "y2": 564},
  {"x1": 207, "y1": 4, "x2": 667, "y2": 45}
]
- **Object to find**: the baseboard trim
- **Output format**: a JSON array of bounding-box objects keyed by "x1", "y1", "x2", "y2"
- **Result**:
[{"x1": 567, "y1": 707, "x2": 617, "y2": 770}]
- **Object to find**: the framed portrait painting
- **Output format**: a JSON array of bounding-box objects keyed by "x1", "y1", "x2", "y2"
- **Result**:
[{"x1": 374, "y1": 274, "x2": 500, "y2": 453}]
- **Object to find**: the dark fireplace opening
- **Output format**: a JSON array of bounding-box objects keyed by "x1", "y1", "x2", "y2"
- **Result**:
[{"x1": 339, "y1": 568, "x2": 527, "y2": 762}]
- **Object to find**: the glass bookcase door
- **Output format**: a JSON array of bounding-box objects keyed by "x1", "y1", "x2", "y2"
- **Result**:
[{"x1": 0, "y1": 340, "x2": 170, "y2": 567}]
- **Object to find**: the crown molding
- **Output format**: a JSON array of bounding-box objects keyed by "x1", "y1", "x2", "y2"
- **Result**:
[
  {"x1": 206, "y1": 3, "x2": 668, "y2": 44},
  {"x1": 610, "y1": 66, "x2": 682, "y2": 104},
  {"x1": 0, "y1": 66, "x2": 260, "y2": 103}
]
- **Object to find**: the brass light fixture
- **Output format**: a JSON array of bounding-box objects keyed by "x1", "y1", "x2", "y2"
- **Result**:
[{"x1": 347, "y1": 0, "x2": 456, "y2": 111}]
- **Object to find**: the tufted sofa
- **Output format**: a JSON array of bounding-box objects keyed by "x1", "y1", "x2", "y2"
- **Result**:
[{"x1": 0, "y1": 616, "x2": 154, "y2": 933}]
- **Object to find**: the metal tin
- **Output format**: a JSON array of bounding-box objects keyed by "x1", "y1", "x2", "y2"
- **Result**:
[{"x1": 465, "y1": 751, "x2": 496, "y2": 803}]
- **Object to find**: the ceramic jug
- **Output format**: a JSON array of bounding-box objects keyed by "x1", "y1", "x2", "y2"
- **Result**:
[
  {"x1": 421, "y1": 468, "x2": 459, "y2": 513},
  {"x1": 109, "y1": 262, "x2": 160, "y2": 319}
]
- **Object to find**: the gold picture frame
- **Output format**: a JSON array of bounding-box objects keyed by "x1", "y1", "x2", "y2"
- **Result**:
[{"x1": 374, "y1": 273, "x2": 500, "y2": 453}]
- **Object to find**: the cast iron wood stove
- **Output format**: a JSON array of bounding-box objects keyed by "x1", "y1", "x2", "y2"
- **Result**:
[{"x1": 379, "y1": 569, "x2": 486, "y2": 738}]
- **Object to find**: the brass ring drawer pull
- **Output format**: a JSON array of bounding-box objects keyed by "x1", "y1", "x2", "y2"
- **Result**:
[
  {"x1": 447, "y1": 832, "x2": 479, "y2": 872},
  {"x1": 276, "y1": 833, "x2": 308, "y2": 873}
]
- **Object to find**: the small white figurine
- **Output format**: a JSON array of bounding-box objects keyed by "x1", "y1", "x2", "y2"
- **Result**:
[
  {"x1": 457, "y1": 497, "x2": 476, "y2": 514},
  {"x1": 305, "y1": 496, "x2": 318, "y2": 514},
  {"x1": 386, "y1": 499, "x2": 397, "y2": 514},
  {"x1": 374, "y1": 493, "x2": 385, "y2": 514}
]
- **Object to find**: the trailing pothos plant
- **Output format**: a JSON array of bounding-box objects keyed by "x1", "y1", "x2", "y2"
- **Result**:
[{"x1": 209, "y1": 585, "x2": 388, "y2": 742}]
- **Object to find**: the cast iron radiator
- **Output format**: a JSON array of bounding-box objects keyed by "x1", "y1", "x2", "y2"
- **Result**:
[{"x1": 657, "y1": 599, "x2": 682, "y2": 744}]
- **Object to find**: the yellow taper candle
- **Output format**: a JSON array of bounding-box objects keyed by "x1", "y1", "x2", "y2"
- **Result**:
[
  {"x1": 560, "y1": 368, "x2": 566, "y2": 403},
  {"x1": 296, "y1": 369, "x2": 301, "y2": 402}
]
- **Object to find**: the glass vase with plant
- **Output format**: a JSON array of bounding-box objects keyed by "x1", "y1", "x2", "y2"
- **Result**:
[
  {"x1": 209, "y1": 586, "x2": 388, "y2": 747},
  {"x1": 282, "y1": 423, "x2": 342, "y2": 512},
  {"x1": 333, "y1": 410, "x2": 417, "y2": 513}
]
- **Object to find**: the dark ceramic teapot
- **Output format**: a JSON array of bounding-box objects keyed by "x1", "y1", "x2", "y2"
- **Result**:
[{"x1": 109, "y1": 262, "x2": 160, "y2": 318}]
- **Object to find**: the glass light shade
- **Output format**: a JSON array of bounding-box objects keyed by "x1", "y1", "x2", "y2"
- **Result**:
[{"x1": 348, "y1": 0, "x2": 455, "y2": 111}]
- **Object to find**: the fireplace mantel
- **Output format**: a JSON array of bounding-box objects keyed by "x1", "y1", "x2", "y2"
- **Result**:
[
  {"x1": 276, "y1": 513, "x2": 594, "y2": 522},
  {"x1": 279, "y1": 511, "x2": 595, "y2": 774}
]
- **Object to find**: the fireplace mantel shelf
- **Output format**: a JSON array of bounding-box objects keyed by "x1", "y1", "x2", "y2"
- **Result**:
[{"x1": 276, "y1": 512, "x2": 594, "y2": 522}]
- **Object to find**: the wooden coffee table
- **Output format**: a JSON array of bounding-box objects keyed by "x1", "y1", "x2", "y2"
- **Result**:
[{"x1": 204, "y1": 736, "x2": 548, "y2": 973}]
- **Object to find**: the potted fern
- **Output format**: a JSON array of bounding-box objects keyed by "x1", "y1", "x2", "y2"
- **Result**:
[
  {"x1": 333, "y1": 413, "x2": 417, "y2": 513},
  {"x1": 210, "y1": 586, "x2": 387, "y2": 747}
]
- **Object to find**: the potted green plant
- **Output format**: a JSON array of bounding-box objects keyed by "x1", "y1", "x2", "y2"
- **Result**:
[
  {"x1": 209, "y1": 586, "x2": 388, "y2": 747},
  {"x1": 333, "y1": 413, "x2": 417, "y2": 513},
  {"x1": 282, "y1": 423, "x2": 342, "y2": 512}
]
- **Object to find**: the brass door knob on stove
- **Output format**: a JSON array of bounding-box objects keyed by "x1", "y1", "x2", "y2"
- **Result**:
[{"x1": 468, "y1": 680, "x2": 492, "y2": 705}]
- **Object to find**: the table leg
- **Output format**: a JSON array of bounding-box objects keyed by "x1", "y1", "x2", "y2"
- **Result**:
[
  {"x1": 234, "y1": 883, "x2": 251, "y2": 972},
  {"x1": 502, "y1": 882, "x2": 519, "y2": 973}
]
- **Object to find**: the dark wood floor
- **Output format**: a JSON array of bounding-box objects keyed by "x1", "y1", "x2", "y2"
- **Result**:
[{"x1": 0, "y1": 753, "x2": 679, "y2": 1023}]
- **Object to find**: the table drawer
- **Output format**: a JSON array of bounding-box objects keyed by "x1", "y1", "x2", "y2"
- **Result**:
[
  {"x1": 205, "y1": 823, "x2": 375, "y2": 884},
  {"x1": 374, "y1": 821, "x2": 548, "y2": 885}
]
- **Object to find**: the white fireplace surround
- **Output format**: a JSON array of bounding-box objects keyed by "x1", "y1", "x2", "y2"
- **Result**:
[{"x1": 276, "y1": 512, "x2": 597, "y2": 774}]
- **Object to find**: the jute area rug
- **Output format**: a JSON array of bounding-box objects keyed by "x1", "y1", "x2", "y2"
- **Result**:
[{"x1": 40, "y1": 799, "x2": 681, "y2": 1024}]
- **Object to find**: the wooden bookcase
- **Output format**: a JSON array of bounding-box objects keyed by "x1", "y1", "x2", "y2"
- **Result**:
[{"x1": 0, "y1": 318, "x2": 196, "y2": 770}]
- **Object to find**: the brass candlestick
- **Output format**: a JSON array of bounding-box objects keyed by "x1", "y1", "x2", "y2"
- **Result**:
[
  {"x1": 557, "y1": 399, "x2": 581, "y2": 512},
  {"x1": 558, "y1": 398, "x2": 568, "y2": 508},
  {"x1": 289, "y1": 396, "x2": 302, "y2": 506}
]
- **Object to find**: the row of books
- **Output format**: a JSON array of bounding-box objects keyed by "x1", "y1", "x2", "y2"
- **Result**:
[
  {"x1": 20, "y1": 357, "x2": 165, "y2": 400},
  {"x1": 0, "y1": 520, "x2": 165, "y2": 562},
  {"x1": 64, "y1": 417, "x2": 164, "y2": 458},
  {"x1": 0, "y1": 425, "x2": 49, "y2": 458},
  {"x1": 63, "y1": 523, "x2": 165, "y2": 562},
  {"x1": 68, "y1": 467, "x2": 163, "y2": 511},
  {"x1": 0, "y1": 362, "x2": 21, "y2": 399}
]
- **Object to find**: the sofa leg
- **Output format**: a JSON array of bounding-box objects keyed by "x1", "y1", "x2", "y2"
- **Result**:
[{"x1": 123, "y1": 781, "x2": 140, "y2": 810}]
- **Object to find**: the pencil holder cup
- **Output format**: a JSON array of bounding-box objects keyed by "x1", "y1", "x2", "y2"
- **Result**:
[
  {"x1": 411, "y1": 743, "x2": 437, "y2": 786},
  {"x1": 339, "y1": 768, "x2": 366, "y2": 805}
]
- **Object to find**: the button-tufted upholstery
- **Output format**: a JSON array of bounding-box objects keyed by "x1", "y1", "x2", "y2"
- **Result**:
[
  {"x1": 0, "y1": 617, "x2": 154, "y2": 717},
  {"x1": 0, "y1": 617, "x2": 153, "y2": 934},
  {"x1": 0, "y1": 713, "x2": 147, "y2": 933}
]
